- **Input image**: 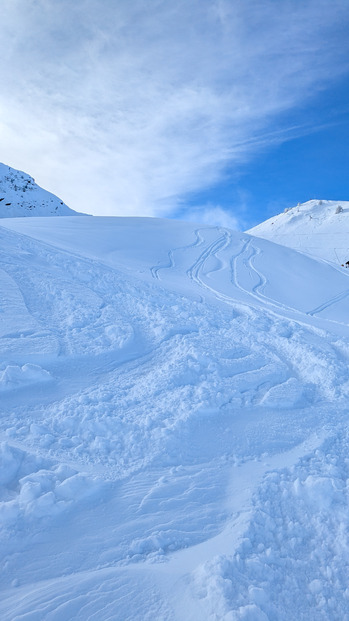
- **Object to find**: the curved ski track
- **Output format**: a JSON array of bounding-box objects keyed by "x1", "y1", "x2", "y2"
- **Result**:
[
  {"x1": 150, "y1": 228, "x2": 205, "y2": 280},
  {"x1": 150, "y1": 228, "x2": 306, "y2": 317}
]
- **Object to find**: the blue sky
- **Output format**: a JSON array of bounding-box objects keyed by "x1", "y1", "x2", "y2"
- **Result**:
[
  {"x1": 179, "y1": 75, "x2": 349, "y2": 229},
  {"x1": 1, "y1": 0, "x2": 349, "y2": 229}
]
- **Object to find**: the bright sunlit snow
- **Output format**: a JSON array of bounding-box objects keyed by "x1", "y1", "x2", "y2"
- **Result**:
[
  {"x1": 1, "y1": 187, "x2": 349, "y2": 619},
  {"x1": 248, "y1": 199, "x2": 349, "y2": 265}
]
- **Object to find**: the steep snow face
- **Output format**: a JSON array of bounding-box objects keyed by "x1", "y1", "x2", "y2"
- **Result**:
[
  {"x1": 248, "y1": 199, "x2": 349, "y2": 265},
  {"x1": 1, "y1": 216, "x2": 349, "y2": 620},
  {"x1": 0, "y1": 163, "x2": 83, "y2": 217}
]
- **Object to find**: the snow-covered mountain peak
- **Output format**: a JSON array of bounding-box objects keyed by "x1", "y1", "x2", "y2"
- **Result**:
[
  {"x1": 0, "y1": 163, "x2": 83, "y2": 217},
  {"x1": 248, "y1": 199, "x2": 349, "y2": 265}
]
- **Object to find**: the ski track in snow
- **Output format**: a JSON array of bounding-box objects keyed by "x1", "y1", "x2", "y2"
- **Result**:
[
  {"x1": 150, "y1": 227, "x2": 205, "y2": 281},
  {"x1": 307, "y1": 287, "x2": 349, "y2": 316},
  {"x1": 152, "y1": 226, "x2": 349, "y2": 326},
  {"x1": 151, "y1": 228, "x2": 293, "y2": 313},
  {"x1": 231, "y1": 238, "x2": 305, "y2": 317},
  {"x1": 1, "y1": 218, "x2": 349, "y2": 619}
]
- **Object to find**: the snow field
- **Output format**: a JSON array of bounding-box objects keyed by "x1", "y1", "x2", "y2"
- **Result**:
[{"x1": 1, "y1": 216, "x2": 349, "y2": 619}]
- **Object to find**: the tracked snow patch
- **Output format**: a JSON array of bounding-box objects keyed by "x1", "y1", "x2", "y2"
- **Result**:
[
  {"x1": 0, "y1": 215, "x2": 349, "y2": 619},
  {"x1": 193, "y1": 428, "x2": 349, "y2": 620},
  {"x1": 0, "y1": 263, "x2": 59, "y2": 357},
  {"x1": 259, "y1": 377, "x2": 307, "y2": 408}
]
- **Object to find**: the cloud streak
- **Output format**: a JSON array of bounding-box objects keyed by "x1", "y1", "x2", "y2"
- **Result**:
[{"x1": 0, "y1": 0, "x2": 349, "y2": 216}]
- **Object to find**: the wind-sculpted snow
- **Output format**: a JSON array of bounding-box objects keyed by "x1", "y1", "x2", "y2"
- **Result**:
[
  {"x1": 193, "y1": 429, "x2": 349, "y2": 620},
  {"x1": 1, "y1": 216, "x2": 349, "y2": 620}
]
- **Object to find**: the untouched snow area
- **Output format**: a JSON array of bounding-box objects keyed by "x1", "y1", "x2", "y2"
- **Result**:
[
  {"x1": 1, "y1": 212, "x2": 349, "y2": 619},
  {"x1": 248, "y1": 199, "x2": 349, "y2": 265},
  {"x1": 0, "y1": 163, "x2": 83, "y2": 217}
]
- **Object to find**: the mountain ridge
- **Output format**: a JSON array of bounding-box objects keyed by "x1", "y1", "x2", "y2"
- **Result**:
[{"x1": 0, "y1": 163, "x2": 84, "y2": 217}]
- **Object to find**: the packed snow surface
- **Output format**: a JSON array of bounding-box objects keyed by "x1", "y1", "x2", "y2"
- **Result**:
[
  {"x1": 248, "y1": 199, "x2": 349, "y2": 265},
  {"x1": 0, "y1": 163, "x2": 83, "y2": 217},
  {"x1": 1, "y1": 215, "x2": 349, "y2": 620}
]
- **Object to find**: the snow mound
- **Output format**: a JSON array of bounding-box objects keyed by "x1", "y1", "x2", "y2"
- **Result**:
[
  {"x1": 0, "y1": 363, "x2": 51, "y2": 392},
  {"x1": 0, "y1": 442, "x2": 101, "y2": 529},
  {"x1": 248, "y1": 199, "x2": 349, "y2": 265},
  {"x1": 0, "y1": 163, "x2": 84, "y2": 217}
]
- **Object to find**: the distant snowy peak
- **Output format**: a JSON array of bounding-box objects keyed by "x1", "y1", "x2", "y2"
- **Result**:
[
  {"x1": 0, "y1": 163, "x2": 84, "y2": 217},
  {"x1": 248, "y1": 199, "x2": 349, "y2": 265}
]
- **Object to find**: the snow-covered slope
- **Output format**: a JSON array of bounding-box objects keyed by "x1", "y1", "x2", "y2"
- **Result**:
[
  {"x1": 1, "y1": 215, "x2": 349, "y2": 620},
  {"x1": 4, "y1": 215, "x2": 349, "y2": 325},
  {"x1": 0, "y1": 163, "x2": 83, "y2": 217},
  {"x1": 248, "y1": 199, "x2": 349, "y2": 265}
]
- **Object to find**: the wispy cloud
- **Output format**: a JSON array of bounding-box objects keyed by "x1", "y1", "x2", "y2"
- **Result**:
[
  {"x1": 178, "y1": 204, "x2": 244, "y2": 231},
  {"x1": 0, "y1": 0, "x2": 348, "y2": 216}
]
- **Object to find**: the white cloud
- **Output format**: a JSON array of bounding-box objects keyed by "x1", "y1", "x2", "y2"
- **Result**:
[
  {"x1": 0, "y1": 0, "x2": 348, "y2": 216},
  {"x1": 179, "y1": 205, "x2": 243, "y2": 231}
]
